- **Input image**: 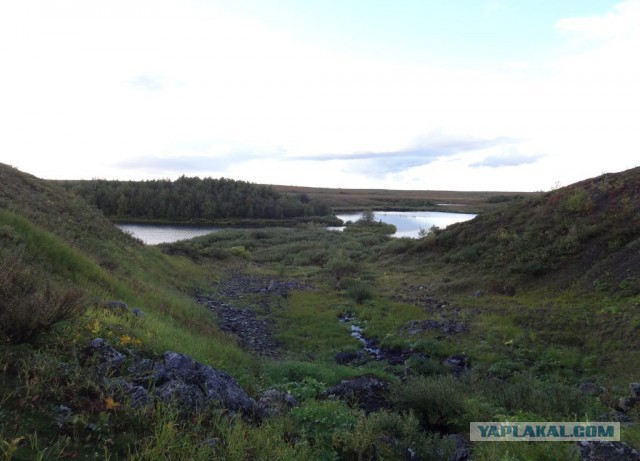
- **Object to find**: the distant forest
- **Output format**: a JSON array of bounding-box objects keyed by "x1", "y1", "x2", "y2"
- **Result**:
[{"x1": 59, "y1": 177, "x2": 333, "y2": 221}]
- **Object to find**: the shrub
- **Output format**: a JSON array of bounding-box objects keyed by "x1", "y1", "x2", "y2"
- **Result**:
[
  {"x1": 335, "y1": 410, "x2": 455, "y2": 461},
  {"x1": 229, "y1": 245, "x2": 251, "y2": 260},
  {"x1": 346, "y1": 280, "x2": 374, "y2": 304},
  {"x1": 290, "y1": 400, "x2": 358, "y2": 451},
  {"x1": 0, "y1": 250, "x2": 86, "y2": 343},
  {"x1": 391, "y1": 375, "x2": 468, "y2": 431}
]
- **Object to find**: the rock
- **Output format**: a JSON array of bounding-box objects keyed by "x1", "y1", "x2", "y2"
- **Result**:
[
  {"x1": 334, "y1": 351, "x2": 364, "y2": 365},
  {"x1": 132, "y1": 307, "x2": 145, "y2": 318},
  {"x1": 321, "y1": 375, "x2": 390, "y2": 413},
  {"x1": 103, "y1": 301, "x2": 130, "y2": 315},
  {"x1": 106, "y1": 378, "x2": 149, "y2": 409},
  {"x1": 597, "y1": 411, "x2": 635, "y2": 424},
  {"x1": 151, "y1": 352, "x2": 257, "y2": 417},
  {"x1": 448, "y1": 433, "x2": 471, "y2": 461},
  {"x1": 578, "y1": 382, "x2": 605, "y2": 396},
  {"x1": 630, "y1": 382, "x2": 640, "y2": 399},
  {"x1": 442, "y1": 354, "x2": 470, "y2": 376},
  {"x1": 617, "y1": 397, "x2": 638, "y2": 413},
  {"x1": 257, "y1": 389, "x2": 298, "y2": 418},
  {"x1": 577, "y1": 441, "x2": 640, "y2": 461},
  {"x1": 202, "y1": 438, "x2": 219, "y2": 449},
  {"x1": 86, "y1": 338, "x2": 126, "y2": 375}
]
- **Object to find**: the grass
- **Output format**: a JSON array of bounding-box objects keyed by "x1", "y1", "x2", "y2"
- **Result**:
[{"x1": 2, "y1": 162, "x2": 640, "y2": 459}]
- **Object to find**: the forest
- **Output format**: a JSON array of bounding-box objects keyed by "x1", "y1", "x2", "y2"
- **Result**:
[{"x1": 58, "y1": 176, "x2": 333, "y2": 221}]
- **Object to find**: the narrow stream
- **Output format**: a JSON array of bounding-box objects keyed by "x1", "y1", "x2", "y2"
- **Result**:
[{"x1": 339, "y1": 313, "x2": 381, "y2": 357}]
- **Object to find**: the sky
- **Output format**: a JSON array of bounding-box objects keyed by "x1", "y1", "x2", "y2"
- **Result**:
[{"x1": 1, "y1": 0, "x2": 639, "y2": 191}]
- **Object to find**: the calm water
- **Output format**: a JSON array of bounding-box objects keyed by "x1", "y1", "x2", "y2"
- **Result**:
[
  {"x1": 117, "y1": 224, "x2": 222, "y2": 245},
  {"x1": 117, "y1": 211, "x2": 476, "y2": 244},
  {"x1": 335, "y1": 211, "x2": 476, "y2": 238}
]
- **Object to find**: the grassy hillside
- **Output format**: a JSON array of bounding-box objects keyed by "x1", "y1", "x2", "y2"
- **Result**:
[
  {"x1": 2, "y1": 163, "x2": 640, "y2": 460},
  {"x1": 409, "y1": 167, "x2": 640, "y2": 296}
]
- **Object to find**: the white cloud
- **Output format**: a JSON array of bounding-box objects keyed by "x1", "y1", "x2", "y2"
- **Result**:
[{"x1": 0, "y1": 1, "x2": 638, "y2": 190}]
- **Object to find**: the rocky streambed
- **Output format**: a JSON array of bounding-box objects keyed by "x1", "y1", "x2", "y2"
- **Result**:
[{"x1": 196, "y1": 273, "x2": 312, "y2": 357}]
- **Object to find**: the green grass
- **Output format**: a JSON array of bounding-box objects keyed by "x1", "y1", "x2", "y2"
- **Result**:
[{"x1": 3, "y1": 162, "x2": 640, "y2": 459}]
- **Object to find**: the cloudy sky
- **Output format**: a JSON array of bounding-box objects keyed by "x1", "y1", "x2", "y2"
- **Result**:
[{"x1": 1, "y1": 0, "x2": 639, "y2": 191}]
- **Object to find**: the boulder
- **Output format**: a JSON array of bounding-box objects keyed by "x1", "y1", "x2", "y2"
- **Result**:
[
  {"x1": 630, "y1": 382, "x2": 640, "y2": 399},
  {"x1": 321, "y1": 375, "x2": 390, "y2": 413},
  {"x1": 132, "y1": 307, "x2": 145, "y2": 318},
  {"x1": 141, "y1": 351, "x2": 258, "y2": 417}
]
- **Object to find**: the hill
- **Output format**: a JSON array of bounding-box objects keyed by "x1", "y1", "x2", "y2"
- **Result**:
[{"x1": 409, "y1": 167, "x2": 640, "y2": 297}]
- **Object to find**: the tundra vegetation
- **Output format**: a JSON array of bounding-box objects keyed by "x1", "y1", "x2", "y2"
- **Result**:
[{"x1": 1, "y1": 162, "x2": 640, "y2": 460}]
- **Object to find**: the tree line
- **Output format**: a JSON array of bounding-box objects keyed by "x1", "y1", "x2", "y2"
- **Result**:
[{"x1": 59, "y1": 177, "x2": 333, "y2": 221}]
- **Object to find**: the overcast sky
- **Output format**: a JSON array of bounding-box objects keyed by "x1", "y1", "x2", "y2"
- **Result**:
[{"x1": 1, "y1": 1, "x2": 639, "y2": 191}]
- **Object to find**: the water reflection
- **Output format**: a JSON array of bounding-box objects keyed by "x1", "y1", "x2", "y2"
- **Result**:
[{"x1": 335, "y1": 211, "x2": 476, "y2": 238}]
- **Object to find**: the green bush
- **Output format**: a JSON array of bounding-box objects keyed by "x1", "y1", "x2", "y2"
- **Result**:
[
  {"x1": 391, "y1": 375, "x2": 468, "y2": 431},
  {"x1": 346, "y1": 280, "x2": 374, "y2": 304},
  {"x1": 290, "y1": 400, "x2": 358, "y2": 452},
  {"x1": 0, "y1": 250, "x2": 86, "y2": 343}
]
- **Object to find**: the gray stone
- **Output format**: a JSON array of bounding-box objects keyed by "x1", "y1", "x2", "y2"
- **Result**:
[
  {"x1": 617, "y1": 396, "x2": 638, "y2": 413},
  {"x1": 448, "y1": 433, "x2": 471, "y2": 461},
  {"x1": 578, "y1": 382, "x2": 605, "y2": 396},
  {"x1": 257, "y1": 389, "x2": 298, "y2": 418},
  {"x1": 86, "y1": 338, "x2": 126, "y2": 375},
  {"x1": 151, "y1": 351, "x2": 257, "y2": 417},
  {"x1": 106, "y1": 378, "x2": 149, "y2": 409},
  {"x1": 597, "y1": 411, "x2": 635, "y2": 424},
  {"x1": 577, "y1": 441, "x2": 640, "y2": 461},
  {"x1": 132, "y1": 307, "x2": 145, "y2": 318},
  {"x1": 103, "y1": 301, "x2": 130, "y2": 315},
  {"x1": 321, "y1": 375, "x2": 390, "y2": 413},
  {"x1": 630, "y1": 382, "x2": 640, "y2": 399},
  {"x1": 443, "y1": 353, "x2": 470, "y2": 376}
]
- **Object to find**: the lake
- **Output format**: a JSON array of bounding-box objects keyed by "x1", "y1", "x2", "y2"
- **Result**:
[
  {"x1": 335, "y1": 211, "x2": 476, "y2": 238},
  {"x1": 117, "y1": 224, "x2": 223, "y2": 245},
  {"x1": 117, "y1": 210, "x2": 476, "y2": 244}
]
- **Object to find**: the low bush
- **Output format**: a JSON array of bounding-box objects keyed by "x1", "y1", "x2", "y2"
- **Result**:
[
  {"x1": 346, "y1": 280, "x2": 374, "y2": 304},
  {"x1": 0, "y1": 250, "x2": 86, "y2": 344},
  {"x1": 335, "y1": 410, "x2": 455, "y2": 461},
  {"x1": 391, "y1": 375, "x2": 468, "y2": 431}
]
